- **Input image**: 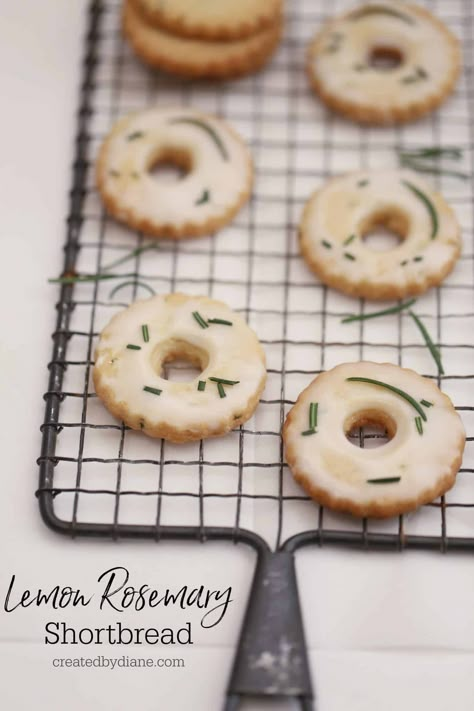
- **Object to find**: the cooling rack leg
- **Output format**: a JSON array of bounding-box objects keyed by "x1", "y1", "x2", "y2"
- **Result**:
[{"x1": 224, "y1": 550, "x2": 314, "y2": 709}]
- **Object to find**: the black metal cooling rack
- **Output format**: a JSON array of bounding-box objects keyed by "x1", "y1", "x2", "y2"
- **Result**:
[{"x1": 37, "y1": 0, "x2": 474, "y2": 708}]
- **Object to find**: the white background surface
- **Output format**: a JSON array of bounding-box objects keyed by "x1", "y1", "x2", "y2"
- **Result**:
[{"x1": 1, "y1": 1, "x2": 474, "y2": 710}]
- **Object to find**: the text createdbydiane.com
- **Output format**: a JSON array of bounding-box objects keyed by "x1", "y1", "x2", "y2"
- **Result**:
[{"x1": 3, "y1": 566, "x2": 233, "y2": 645}]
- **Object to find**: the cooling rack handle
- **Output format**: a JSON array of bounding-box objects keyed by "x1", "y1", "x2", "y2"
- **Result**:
[{"x1": 225, "y1": 550, "x2": 314, "y2": 709}]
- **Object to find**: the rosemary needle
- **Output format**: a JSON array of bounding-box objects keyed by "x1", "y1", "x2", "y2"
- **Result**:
[
  {"x1": 342, "y1": 298, "x2": 416, "y2": 324},
  {"x1": 346, "y1": 377, "x2": 427, "y2": 421},
  {"x1": 409, "y1": 311, "x2": 444, "y2": 375}
]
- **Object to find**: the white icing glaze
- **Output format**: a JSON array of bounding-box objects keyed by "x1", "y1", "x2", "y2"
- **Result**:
[
  {"x1": 94, "y1": 294, "x2": 266, "y2": 438},
  {"x1": 300, "y1": 170, "x2": 460, "y2": 295},
  {"x1": 98, "y1": 106, "x2": 252, "y2": 231},
  {"x1": 308, "y1": 2, "x2": 460, "y2": 119},
  {"x1": 284, "y1": 362, "x2": 465, "y2": 511}
]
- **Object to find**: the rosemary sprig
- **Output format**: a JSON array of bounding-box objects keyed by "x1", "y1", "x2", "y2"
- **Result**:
[
  {"x1": 142, "y1": 324, "x2": 150, "y2": 343},
  {"x1": 343, "y1": 234, "x2": 356, "y2": 246},
  {"x1": 401, "y1": 180, "x2": 438, "y2": 239},
  {"x1": 399, "y1": 147, "x2": 462, "y2": 160},
  {"x1": 48, "y1": 273, "x2": 119, "y2": 285},
  {"x1": 192, "y1": 311, "x2": 209, "y2": 329},
  {"x1": 197, "y1": 380, "x2": 206, "y2": 391},
  {"x1": 409, "y1": 310, "x2": 444, "y2": 375},
  {"x1": 143, "y1": 386, "x2": 162, "y2": 396},
  {"x1": 208, "y1": 318, "x2": 233, "y2": 326},
  {"x1": 367, "y1": 477, "x2": 401, "y2": 485},
  {"x1": 209, "y1": 377, "x2": 239, "y2": 386},
  {"x1": 399, "y1": 146, "x2": 468, "y2": 180},
  {"x1": 321, "y1": 240, "x2": 332, "y2": 249},
  {"x1": 341, "y1": 298, "x2": 416, "y2": 324},
  {"x1": 217, "y1": 382, "x2": 226, "y2": 398},
  {"x1": 420, "y1": 399, "x2": 433, "y2": 408},
  {"x1": 103, "y1": 244, "x2": 160, "y2": 271},
  {"x1": 126, "y1": 344, "x2": 141, "y2": 350},
  {"x1": 400, "y1": 160, "x2": 468, "y2": 180},
  {"x1": 415, "y1": 416, "x2": 423, "y2": 435},
  {"x1": 168, "y1": 117, "x2": 229, "y2": 161},
  {"x1": 309, "y1": 402, "x2": 318, "y2": 429},
  {"x1": 346, "y1": 377, "x2": 427, "y2": 421},
  {"x1": 109, "y1": 280, "x2": 155, "y2": 299},
  {"x1": 344, "y1": 252, "x2": 356, "y2": 261},
  {"x1": 301, "y1": 429, "x2": 317, "y2": 436}
]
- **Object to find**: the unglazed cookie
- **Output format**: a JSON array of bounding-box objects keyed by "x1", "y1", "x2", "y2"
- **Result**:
[
  {"x1": 299, "y1": 170, "x2": 461, "y2": 300},
  {"x1": 93, "y1": 294, "x2": 267, "y2": 442},
  {"x1": 283, "y1": 362, "x2": 465, "y2": 518},
  {"x1": 130, "y1": 0, "x2": 282, "y2": 40},
  {"x1": 97, "y1": 106, "x2": 253, "y2": 239},
  {"x1": 123, "y1": 0, "x2": 282, "y2": 79},
  {"x1": 307, "y1": 2, "x2": 461, "y2": 124}
]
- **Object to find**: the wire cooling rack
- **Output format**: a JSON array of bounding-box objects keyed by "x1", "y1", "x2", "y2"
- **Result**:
[{"x1": 38, "y1": 0, "x2": 474, "y2": 707}]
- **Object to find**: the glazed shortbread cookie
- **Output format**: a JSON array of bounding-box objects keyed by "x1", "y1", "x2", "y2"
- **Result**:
[
  {"x1": 283, "y1": 362, "x2": 465, "y2": 518},
  {"x1": 130, "y1": 0, "x2": 282, "y2": 40},
  {"x1": 123, "y1": 0, "x2": 282, "y2": 79},
  {"x1": 97, "y1": 107, "x2": 253, "y2": 239},
  {"x1": 307, "y1": 2, "x2": 461, "y2": 124},
  {"x1": 93, "y1": 294, "x2": 267, "y2": 442},
  {"x1": 299, "y1": 170, "x2": 461, "y2": 300}
]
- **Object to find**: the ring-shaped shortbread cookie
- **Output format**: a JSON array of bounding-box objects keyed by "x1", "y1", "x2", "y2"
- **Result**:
[
  {"x1": 299, "y1": 170, "x2": 461, "y2": 300},
  {"x1": 283, "y1": 362, "x2": 466, "y2": 518},
  {"x1": 93, "y1": 294, "x2": 267, "y2": 442},
  {"x1": 307, "y1": 2, "x2": 461, "y2": 124},
  {"x1": 97, "y1": 106, "x2": 253, "y2": 239}
]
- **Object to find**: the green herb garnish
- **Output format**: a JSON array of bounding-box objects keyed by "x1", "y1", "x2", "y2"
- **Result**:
[
  {"x1": 142, "y1": 324, "x2": 149, "y2": 343},
  {"x1": 168, "y1": 117, "x2": 229, "y2": 161},
  {"x1": 413, "y1": 256, "x2": 423, "y2": 262},
  {"x1": 343, "y1": 234, "x2": 356, "y2": 246},
  {"x1": 401, "y1": 67, "x2": 428, "y2": 84},
  {"x1": 143, "y1": 386, "x2": 162, "y2": 396},
  {"x1": 127, "y1": 131, "x2": 144, "y2": 141},
  {"x1": 195, "y1": 189, "x2": 210, "y2": 205},
  {"x1": 48, "y1": 273, "x2": 118, "y2": 285},
  {"x1": 309, "y1": 402, "x2": 318, "y2": 429},
  {"x1": 348, "y1": 6, "x2": 415, "y2": 25},
  {"x1": 126, "y1": 344, "x2": 141, "y2": 350},
  {"x1": 420, "y1": 399, "x2": 433, "y2": 408},
  {"x1": 346, "y1": 377, "x2": 427, "y2": 421},
  {"x1": 217, "y1": 382, "x2": 226, "y2": 398},
  {"x1": 357, "y1": 179, "x2": 369, "y2": 187},
  {"x1": 209, "y1": 377, "x2": 239, "y2": 386},
  {"x1": 415, "y1": 416, "x2": 423, "y2": 435},
  {"x1": 208, "y1": 318, "x2": 233, "y2": 326},
  {"x1": 103, "y1": 244, "x2": 160, "y2": 271},
  {"x1": 342, "y1": 298, "x2": 416, "y2": 324},
  {"x1": 192, "y1": 311, "x2": 209, "y2": 329},
  {"x1": 367, "y1": 477, "x2": 401, "y2": 484},
  {"x1": 409, "y1": 310, "x2": 444, "y2": 375},
  {"x1": 402, "y1": 180, "x2": 438, "y2": 239},
  {"x1": 344, "y1": 252, "x2": 356, "y2": 261},
  {"x1": 301, "y1": 428, "x2": 317, "y2": 436},
  {"x1": 109, "y1": 280, "x2": 155, "y2": 299},
  {"x1": 321, "y1": 240, "x2": 332, "y2": 249},
  {"x1": 400, "y1": 260, "x2": 409, "y2": 267},
  {"x1": 109, "y1": 170, "x2": 120, "y2": 178},
  {"x1": 197, "y1": 380, "x2": 206, "y2": 391}
]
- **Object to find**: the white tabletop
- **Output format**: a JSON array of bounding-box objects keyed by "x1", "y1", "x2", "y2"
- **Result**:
[{"x1": 1, "y1": 1, "x2": 474, "y2": 710}]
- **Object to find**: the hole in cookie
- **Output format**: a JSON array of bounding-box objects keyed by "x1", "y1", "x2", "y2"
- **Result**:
[
  {"x1": 147, "y1": 148, "x2": 192, "y2": 185},
  {"x1": 368, "y1": 45, "x2": 404, "y2": 71},
  {"x1": 151, "y1": 339, "x2": 209, "y2": 384},
  {"x1": 344, "y1": 409, "x2": 396, "y2": 450},
  {"x1": 360, "y1": 208, "x2": 409, "y2": 252}
]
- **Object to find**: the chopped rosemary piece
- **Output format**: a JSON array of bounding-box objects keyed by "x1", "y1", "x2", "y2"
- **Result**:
[
  {"x1": 357, "y1": 179, "x2": 369, "y2": 187},
  {"x1": 301, "y1": 428, "x2": 317, "y2": 436},
  {"x1": 131, "y1": 172, "x2": 140, "y2": 179},
  {"x1": 420, "y1": 399, "x2": 433, "y2": 408},
  {"x1": 143, "y1": 386, "x2": 162, "y2": 396},
  {"x1": 409, "y1": 311, "x2": 444, "y2": 375},
  {"x1": 48, "y1": 273, "x2": 118, "y2": 285},
  {"x1": 399, "y1": 161, "x2": 469, "y2": 180},
  {"x1": 126, "y1": 344, "x2": 141, "y2": 350},
  {"x1": 321, "y1": 240, "x2": 332, "y2": 249},
  {"x1": 192, "y1": 311, "x2": 209, "y2": 329},
  {"x1": 197, "y1": 380, "x2": 206, "y2": 392},
  {"x1": 346, "y1": 377, "x2": 427, "y2": 421},
  {"x1": 209, "y1": 377, "x2": 239, "y2": 386},
  {"x1": 348, "y1": 5, "x2": 414, "y2": 24},
  {"x1": 341, "y1": 298, "x2": 416, "y2": 324},
  {"x1": 400, "y1": 260, "x2": 409, "y2": 266},
  {"x1": 142, "y1": 324, "x2": 149, "y2": 342},
  {"x1": 217, "y1": 382, "x2": 226, "y2": 398},
  {"x1": 109, "y1": 170, "x2": 120, "y2": 177},
  {"x1": 401, "y1": 67, "x2": 428, "y2": 84},
  {"x1": 401, "y1": 180, "x2": 438, "y2": 238},
  {"x1": 415, "y1": 416, "x2": 423, "y2": 435},
  {"x1": 208, "y1": 318, "x2": 233, "y2": 326},
  {"x1": 413, "y1": 256, "x2": 423, "y2": 262},
  {"x1": 103, "y1": 244, "x2": 160, "y2": 271},
  {"x1": 367, "y1": 477, "x2": 401, "y2": 485},
  {"x1": 195, "y1": 189, "x2": 210, "y2": 205},
  {"x1": 127, "y1": 131, "x2": 144, "y2": 141},
  {"x1": 344, "y1": 252, "x2": 356, "y2": 261},
  {"x1": 109, "y1": 280, "x2": 155, "y2": 299},
  {"x1": 168, "y1": 117, "x2": 229, "y2": 161},
  {"x1": 344, "y1": 234, "x2": 356, "y2": 246},
  {"x1": 399, "y1": 147, "x2": 462, "y2": 161},
  {"x1": 309, "y1": 402, "x2": 318, "y2": 429}
]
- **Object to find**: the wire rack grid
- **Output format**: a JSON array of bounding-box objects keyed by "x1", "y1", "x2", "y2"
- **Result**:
[{"x1": 38, "y1": 0, "x2": 474, "y2": 559}]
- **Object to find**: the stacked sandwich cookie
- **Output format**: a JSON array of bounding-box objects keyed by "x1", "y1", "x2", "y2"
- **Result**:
[{"x1": 122, "y1": 0, "x2": 284, "y2": 79}]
